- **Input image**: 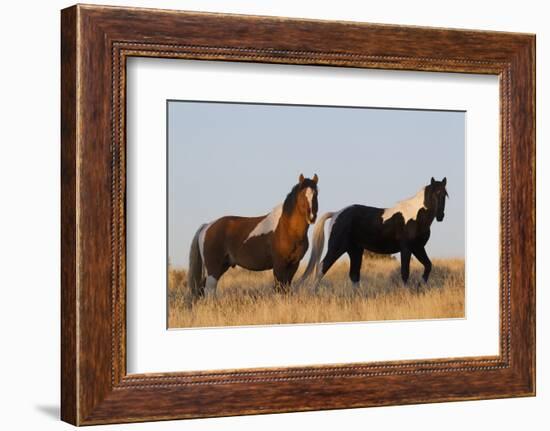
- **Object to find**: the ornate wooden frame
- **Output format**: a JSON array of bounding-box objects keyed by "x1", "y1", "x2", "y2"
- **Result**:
[{"x1": 61, "y1": 4, "x2": 535, "y2": 425}]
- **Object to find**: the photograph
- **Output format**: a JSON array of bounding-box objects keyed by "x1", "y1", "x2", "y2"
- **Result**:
[{"x1": 167, "y1": 100, "x2": 465, "y2": 328}]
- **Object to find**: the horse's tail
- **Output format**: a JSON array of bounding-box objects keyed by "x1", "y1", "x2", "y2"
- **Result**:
[
  {"x1": 300, "y1": 212, "x2": 334, "y2": 284},
  {"x1": 187, "y1": 223, "x2": 207, "y2": 299}
]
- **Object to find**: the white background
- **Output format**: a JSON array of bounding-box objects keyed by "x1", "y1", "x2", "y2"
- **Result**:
[
  {"x1": 0, "y1": 0, "x2": 546, "y2": 430},
  {"x1": 127, "y1": 59, "x2": 499, "y2": 373}
]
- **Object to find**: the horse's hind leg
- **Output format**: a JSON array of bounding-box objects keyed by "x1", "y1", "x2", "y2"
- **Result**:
[
  {"x1": 347, "y1": 246, "x2": 363, "y2": 288},
  {"x1": 204, "y1": 275, "x2": 218, "y2": 297},
  {"x1": 412, "y1": 246, "x2": 432, "y2": 283},
  {"x1": 204, "y1": 258, "x2": 230, "y2": 298},
  {"x1": 315, "y1": 246, "x2": 346, "y2": 289},
  {"x1": 400, "y1": 245, "x2": 412, "y2": 285}
]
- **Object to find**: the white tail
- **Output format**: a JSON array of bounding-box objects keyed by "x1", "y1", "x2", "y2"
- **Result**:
[
  {"x1": 299, "y1": 212, "x2": 334, "y2": 284},
  {"x1": 187, "y1": 224, "x2": 207, "y2": 298}
]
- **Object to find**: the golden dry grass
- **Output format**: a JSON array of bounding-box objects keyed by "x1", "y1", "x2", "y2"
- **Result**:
[{"x1": 168, "y1": 258, "x2": 464, "y2": 328}]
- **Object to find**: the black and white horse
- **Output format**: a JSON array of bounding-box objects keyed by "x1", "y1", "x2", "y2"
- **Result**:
[{"x1": 300, "y1": 177, "x2": 448, "y2": 288}]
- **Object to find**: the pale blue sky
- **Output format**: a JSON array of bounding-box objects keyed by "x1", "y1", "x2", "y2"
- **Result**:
[{"x1": 168, "y1": 101, "x2": 465, "y2": 268}]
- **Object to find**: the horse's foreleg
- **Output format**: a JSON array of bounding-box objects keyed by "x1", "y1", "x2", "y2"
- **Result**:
[
  {"x1": 287, "y1": 262, "x2": 299, "y2": 285},
  {"x1": 400, "y1": 246, "x2": 412, "y2": 285},
  {"x1": 273, "y1": 277, "x2": 290, "y2": 294},
  {"x1": 347, "y1": 246, "x2": 363, "y2": 288},
  {"x1": 412, "y1": 246, "x2": 432, "y2": 283},
  {"x1": 273, "y1": 261, "x2": 298, "y2": 294}
]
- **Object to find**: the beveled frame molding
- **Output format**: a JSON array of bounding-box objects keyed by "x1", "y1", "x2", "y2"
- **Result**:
[{"x1": 61, "y1": 4, "x2": 535, "y2": 425}]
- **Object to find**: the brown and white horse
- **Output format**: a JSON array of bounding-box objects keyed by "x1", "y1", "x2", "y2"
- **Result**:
[{"x1": 188, "y1": 174, "x2": 319, "y2": 297}]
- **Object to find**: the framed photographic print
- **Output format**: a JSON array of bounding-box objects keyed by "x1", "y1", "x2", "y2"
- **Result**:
[
  {"x1": 61, "y1": 4, "x2": 535, "y2": 425},
  {"x1": 164, "y1": 99, "x2": 464, "y2": 329}
]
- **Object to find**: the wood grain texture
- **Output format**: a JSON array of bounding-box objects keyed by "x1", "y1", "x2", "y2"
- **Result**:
[
  {"x1": 60, "y1": 5, "x2": 78, "y2": 425},
  {"x1": 60, "y1": 4, "x2": 535, "y2": 425}
]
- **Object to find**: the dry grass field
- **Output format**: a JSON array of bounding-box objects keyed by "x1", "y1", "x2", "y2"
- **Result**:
[{"x1": 168, "y1": 257, "x2": 465, "y2": 328}]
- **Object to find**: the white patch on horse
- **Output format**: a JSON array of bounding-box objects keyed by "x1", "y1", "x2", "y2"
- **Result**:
[
  {"x1": 305, "y1": 187, "x2": 315, "y2": 222},
  {"x1": 382, "y1": 187, "x2": 426, "y2": 223},
  {"x1": 198, "y1": 222, "x2": 214, "y2": 263},
  {"x1": 244, "y1": 204, "x2": 283, "y2": 242}
]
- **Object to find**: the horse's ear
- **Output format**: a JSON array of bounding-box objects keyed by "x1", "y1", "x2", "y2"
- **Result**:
[
  {"x1": 313, "y1": 173, "x2": 318, "y2": 184},
  {"x1": 430, "y1": 177, "x2": 435, "y2": 185},
  {"x1": 299, "y1": 173, "x2": 305, "y2": 184},
  {"x1": 442, "y1": 177, "x2": 447, "y2": 186}
]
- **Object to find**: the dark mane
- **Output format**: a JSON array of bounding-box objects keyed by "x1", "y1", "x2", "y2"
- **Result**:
[
  {"x1": 283, "y1": 179, "x2": 317, "y2": 215},
  {"x1": 423, "y1": 184, "x2": 434, "y2": 208}
]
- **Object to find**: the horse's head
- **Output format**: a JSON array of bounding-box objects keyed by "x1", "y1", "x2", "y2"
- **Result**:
[
  {"x1": 426, "y1": 177, "x2": 448, "y2": 222},
  {"x1": 296, "y1": 173, "x2": 319, "y2": 224}
]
